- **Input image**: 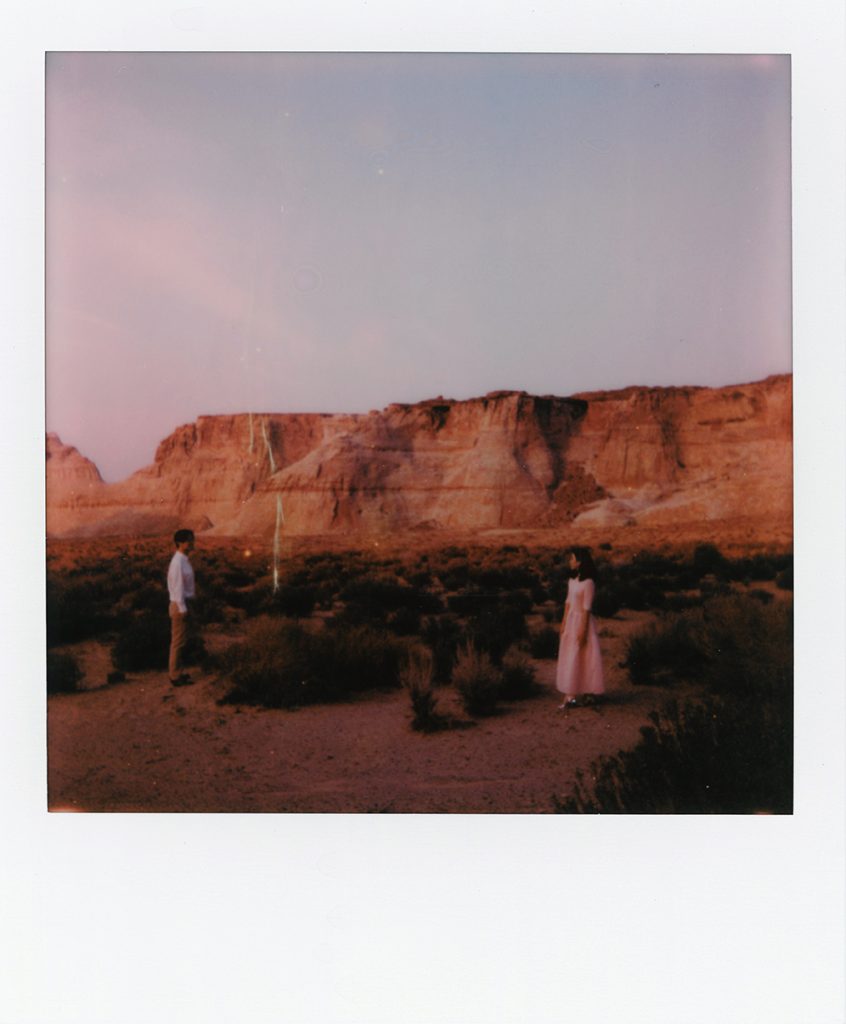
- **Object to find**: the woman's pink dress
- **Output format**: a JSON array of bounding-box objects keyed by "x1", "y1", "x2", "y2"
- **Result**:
[{"x1": 555, "y1": 577, "x2": 604, "y2": 695}]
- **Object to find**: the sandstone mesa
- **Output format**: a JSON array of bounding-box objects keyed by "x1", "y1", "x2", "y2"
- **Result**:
[{"x1": 46, "y1": 375, "x2": 792, "y2": 550}]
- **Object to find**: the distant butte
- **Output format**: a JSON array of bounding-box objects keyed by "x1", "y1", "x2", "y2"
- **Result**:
[{"x1": 46, "y1": 375, "x2": 792, "y2": 551}]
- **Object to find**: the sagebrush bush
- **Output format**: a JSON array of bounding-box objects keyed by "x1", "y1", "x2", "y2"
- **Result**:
[
  {"x1": 555, "y1": 692, "x2": 792, "y2": 814},
  {"x1": 529, "y1": 626, "x2": 560, "y2": 659},
  {"x1": 387, "y1": 606, "x2": 422, "y2": 636},
  {"x1": 500, "y1": 646, "x2": 540, "y2": 700},
  {"x1": 452, "y1": 643, "x2": 502, "y2": 717},
  {"x1": 221, "y1": 618, "x2": 407, "y2": 709},
  {"x1": 46, "y1": 580, "x2": 120, "y2": 646},
  {"x1": 111, "y1": 610, "x2": 206, "y2": 672},
  {"x1": 625, "y1": 614, "x2": 710, "y2": 686},
  {"x1": 692, "y1": 542, "x2": 727, "y2": 577},
  {"x1": 47, "y1": 651, "x2": 83, "y2": 694},
  {"x1": 466, "y1": 604, "x2": 527, "y2": 665},
  {"x1": 340, "y1": 577, "x2": 442, "y2": 615},
  {"x1": 591, "y1": 588, "x2": 622, "y2": 618},
  {"x1": 560, "y1": 592, "x2": 794, "y2": 812}
]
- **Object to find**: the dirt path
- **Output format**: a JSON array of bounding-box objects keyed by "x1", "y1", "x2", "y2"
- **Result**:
[{"x1": 47, "y1": 611, "x2": 681, "y2": 813}]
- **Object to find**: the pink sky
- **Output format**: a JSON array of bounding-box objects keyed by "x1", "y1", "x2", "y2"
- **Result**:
[{"x1": 46, "y1": 53, "x2": 791, "y2": 480}]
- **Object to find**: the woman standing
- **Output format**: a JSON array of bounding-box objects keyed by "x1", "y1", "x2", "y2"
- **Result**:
[{"x1": 556, "y1": 547, "x2": 604, "y2": 708}]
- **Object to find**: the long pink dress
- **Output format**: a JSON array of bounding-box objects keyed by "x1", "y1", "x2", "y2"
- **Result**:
[{"x1": 555, "y1": 577, "x2": 604, "y2": 695}]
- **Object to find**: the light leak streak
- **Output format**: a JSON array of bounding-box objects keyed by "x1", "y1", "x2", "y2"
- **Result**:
[
  {"x1": 261, "y1": 418, "x2": 276, "y2": 474},
  {"x1": 272, "y1": 493, "x2": 285, "y2": 592}
]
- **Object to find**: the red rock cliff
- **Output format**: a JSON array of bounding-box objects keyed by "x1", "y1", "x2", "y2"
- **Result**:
[{"x1": 46, "y1": 375, "x2": 792, "y2": 546}]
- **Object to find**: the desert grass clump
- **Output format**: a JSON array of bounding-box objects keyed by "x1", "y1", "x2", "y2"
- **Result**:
[
  {"x1": 401, "y1": 646, "x2": 448, "y2": 733},
  {"x1": 452, "y1": 643, "x2": 502, "y2": 717},
  {"x1": 500, "y1": 646, "x2": 540, "y2": 700},
  {"x1": 420, "y1": 614, "x2": 464, "y2": 682},
  {"x1": 47, "y1": 651, "x2": 83, "y2": 694}
]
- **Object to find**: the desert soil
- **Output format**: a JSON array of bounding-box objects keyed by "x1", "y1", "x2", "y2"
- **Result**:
[{"x1": 47, "y1": 609, "x2": 690, "y2": 813}]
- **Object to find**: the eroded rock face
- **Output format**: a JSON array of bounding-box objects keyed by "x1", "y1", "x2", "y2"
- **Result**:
[{"x1": 46, "y1": 375, "x2": 792, "y2": 545}]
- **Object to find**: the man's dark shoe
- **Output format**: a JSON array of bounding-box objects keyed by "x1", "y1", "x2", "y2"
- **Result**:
[{"x1": 170, "y1": 674, "x2": 193, "y2": 687}]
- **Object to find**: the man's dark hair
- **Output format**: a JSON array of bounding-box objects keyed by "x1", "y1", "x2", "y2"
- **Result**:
[{"x1": 174, "y1": 528, "x2": 195, "y2": 547}]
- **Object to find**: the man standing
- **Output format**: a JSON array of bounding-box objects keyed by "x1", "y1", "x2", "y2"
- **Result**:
[{"x1": 167, "y1": 528, "x2": 196, "y2": 686}]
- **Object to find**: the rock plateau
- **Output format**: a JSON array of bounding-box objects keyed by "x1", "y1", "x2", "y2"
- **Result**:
[{"x1": 46, "y1": 375, "x2": 792, "y2": 549}]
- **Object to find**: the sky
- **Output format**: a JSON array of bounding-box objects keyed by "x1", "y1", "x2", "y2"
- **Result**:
[{"x1": 45, "y1": 52, "x2": 792, "y2": 481}]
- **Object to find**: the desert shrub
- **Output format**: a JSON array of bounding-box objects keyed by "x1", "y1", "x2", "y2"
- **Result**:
[
  {"x1": 748, "y1": 588, "x2": 774, "y2": 605},
  {"x1": 631, "y1": 551, "x2": 680, "y2": 576},
  {"x1": 696, "y1": 596, "x2": 793, "y2": 699},
  {"x1": 466, "y1": 604, "x2": 527, "y2": 665},
  {"x1": 625, "y1": 614, "x2": 709, "y2": 686},
  {"x1": 698, "y1": 578, "x2": 731, "y2": 600},
  {"x1": 437, "y1": 558, "x2": 471, "y2": 591},
  {"x1": 46, "y1": 580, "x2": 119, "y2": 646},
  {"x1": 401, "y1": 647, "x2": 448, "y2": 733},
  {"x1": 472, "y1": 565, "x2": 539, "y2": 592},
  {"x1": 776, "y1": 564, "x2": 793, "y2": 591},
  {"x1": 726, "y1": 553, "x2": 791, "y2": 584},
  {"x1": 130, "y1": 583, "x2": 164, "y2": 613},
  {"x1": 610, "y1": 579, "x2": 649, "y2": 611},
  {"x1": 47, "y1": 651, "x2": 83, "y2": 694},
  {"x1": 501, "y1": 589, "x2": 535, "y2": 615},
  {"x1": 446, "y1": 590, "x2": 497, "y2": 615},
  {"x1": 591, "y1": 587, "x2": 622, "y2": 618},
  {"x1": 543, "y1": 567, "x2": 573, "y2": 604},
  {"x1": 340, "y1": 577, "x2": 442, "y2": 615},
  {"x1": 221, "y1": 618, "x2": 406, "y2": 709},
  {"x1": 500, "y1": 646, "x2": 541, "y2": 700},
  {"x1": 530, "y1": 626, "x2": 560, "y2": 659},
  {"x1": 387, "y1": 606, "x2": 422, "y2": 636},
  {"x1": 420, "y1": 615, "x2": 464, "y2": 683},
  {"x1": 452, "y1": 643, "x2": 502, "y2": 717},
  {"x1": 223, "y1": 568, "x2": 260, "y2": 588},
  {"x1": 406, "y1": 570, "x2": 433, "y2": 588},
  {"x1": 625, "y1": 594, "x2": 792, "y2": 700},
  {"x1": 226, "y1": 579, "x2": 271, "y2": 614},
  {"x1": 271, "y1": 584, "x2": 317, "y2": 617},
  {"x1": 111, "y1": 610, "x2": 206, "y2": 672},
  {"x1": 555, "y1": 691, "x2": 792, "y2": 814},
  {"x1": 335, "y1": 599, "x2": 387, "y2": 628},
  {"x1": 692, "y1": 543, "x2": 727, "y2": 578},
  {"x1": 662, "y1": 593, "x2": 702, "y2": 613},
  {"x1": 195, "y1": 596, "x2": 228, "y2": 625}
]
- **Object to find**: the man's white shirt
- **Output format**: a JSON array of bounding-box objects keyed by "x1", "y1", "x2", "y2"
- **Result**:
[{"x1": 167, "y1": 551, "x2": 195, "y2": 613}]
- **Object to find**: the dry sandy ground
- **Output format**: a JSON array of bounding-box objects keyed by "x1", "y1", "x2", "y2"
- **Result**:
[{"x1": 47, "y1": 609, "x2": 691, "y2": 814}]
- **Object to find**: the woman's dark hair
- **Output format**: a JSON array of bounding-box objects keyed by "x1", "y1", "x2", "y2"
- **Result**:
[{"x1": 571, "y1": 546, "x2": 597, "y2": 582}]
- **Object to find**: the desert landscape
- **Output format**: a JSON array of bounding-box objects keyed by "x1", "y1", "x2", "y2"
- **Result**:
[
  {"x1": 46, "y1": 376, "x2": 793, "y2": 814},
  {"x1": 44, "y1": 53, "x2": 794, "y2": 816}
]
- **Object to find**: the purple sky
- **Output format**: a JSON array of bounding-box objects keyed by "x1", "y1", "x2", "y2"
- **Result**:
[{"x1": 46, "y1": 52, "x2": 791, "y2": 481}]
